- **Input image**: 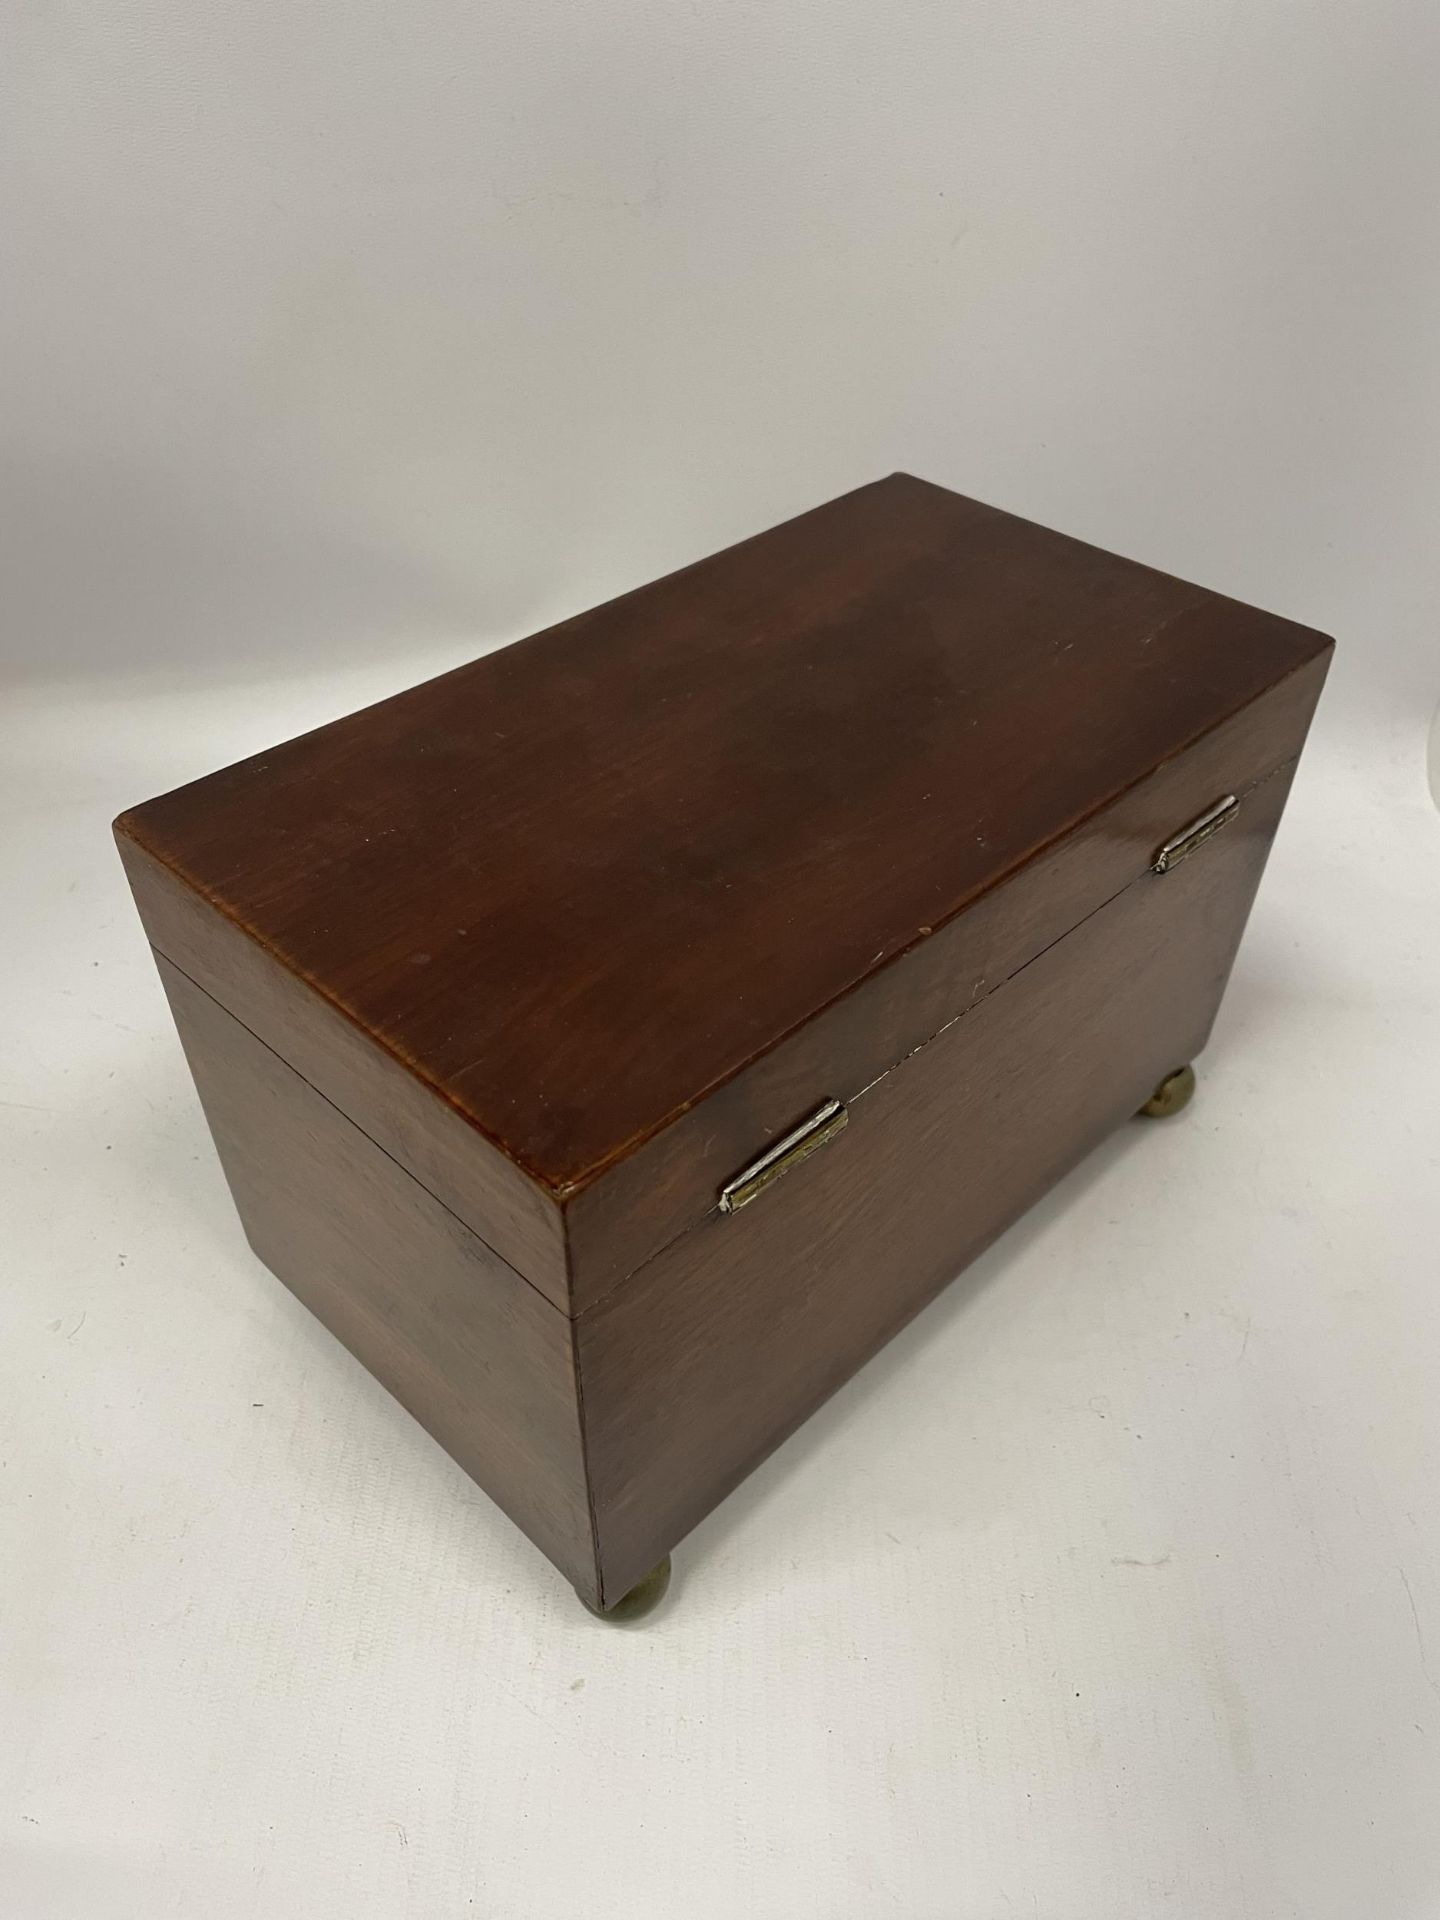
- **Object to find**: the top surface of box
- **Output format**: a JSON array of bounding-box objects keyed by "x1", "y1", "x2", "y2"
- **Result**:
[{"x1": 117, "y1": 473, "x2": 1329, "y2": 1199}]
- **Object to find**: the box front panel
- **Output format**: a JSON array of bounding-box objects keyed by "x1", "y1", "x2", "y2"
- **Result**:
[{"x1": 576, "y1": 759, "x2": 1299, "y2": 1604}]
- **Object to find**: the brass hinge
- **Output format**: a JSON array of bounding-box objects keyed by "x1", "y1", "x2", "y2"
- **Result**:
[
  {"x1": 1153, "y1": 793, "x2": 1239, "y2": 873},
  {"x1": 718, "y1": 1098, "x2": 848, "y2": 1214}
]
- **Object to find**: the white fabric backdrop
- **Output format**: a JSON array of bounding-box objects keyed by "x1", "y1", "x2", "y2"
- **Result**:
[
  {"x1": 3, "y1": 4, "x2": 1439, "y2": 1916},
  {"x1": 3, "y1": 0, "x2": 1438, "y2": 721}
]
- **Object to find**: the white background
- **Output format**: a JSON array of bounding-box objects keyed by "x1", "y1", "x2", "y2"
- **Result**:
[{"x1": 3, "y1": 3, "x2": 1439, "y2": 1915}]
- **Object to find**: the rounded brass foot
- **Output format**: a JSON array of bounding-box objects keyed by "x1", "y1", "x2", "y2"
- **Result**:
[
  {"x1": 1138, "y1": 1063, "x2": 1196, "y2": 1119},
  {"x1": 580, "y1": 1555, "x2": 672, "y2": 1623}
]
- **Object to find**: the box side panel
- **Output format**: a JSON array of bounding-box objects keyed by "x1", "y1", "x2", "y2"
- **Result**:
[
  {"x1": 564, "y1": 649, "x2": 1330, "y2": 1307},
  {"x1": 119, "y1": 837, "x2": 569, "y2": 1308},
  {"x1": 577, "y1": 757, "x2": 1299, "y2": 1604},
  {"x1": 155, "y1": 956, "x2": 598, "y2": 1602}
]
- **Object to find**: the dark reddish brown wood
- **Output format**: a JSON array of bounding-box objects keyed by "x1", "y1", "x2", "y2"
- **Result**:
[
  {"x1": 154, "y1": 955, "x2": 597, "y2": 1600},
  {"x1": 577, "y1": 757, "x2": 1300, "y2": 1603},
  {"x1": 115, "y1": 473, "x2": 1332, "y2": 1306},
  {"x1": 563, "y1": 654, "x2": 1328, "y2": 1304},
  {"x1": 120, "y1": 838, "x2": 571, "y2": 1306},
  {"x1": 112, "y1": 472, "x2": 1334, "y2": 1609}
]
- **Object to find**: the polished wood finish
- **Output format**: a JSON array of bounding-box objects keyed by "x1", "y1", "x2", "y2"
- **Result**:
[
  {"x1": 578, "y1": 757, "x2": 1296, "y2": 1601},
  {"x1": 115, "y1": 473, "x2": 1332, "y2": 1307},
  {"x1": 119, "y1": 837, "x2": 570, "y2": 1305},
  {"x1": 563, "y1": 656, "x2": 1327, "y2": 1305},
  {"x1": 153, "y1": 955, "x2": 597, "y2": 1600},
  {"x1": 114, "y1": 472, "x2": 1333, "y2": 1608}
]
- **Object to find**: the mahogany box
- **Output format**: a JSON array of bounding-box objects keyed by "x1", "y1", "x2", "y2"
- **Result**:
[{"x1": 114, "y1": 475, "x2": 1332, "y2": 1617}]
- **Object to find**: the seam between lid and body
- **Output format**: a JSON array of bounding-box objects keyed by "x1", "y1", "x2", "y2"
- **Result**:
[
  {"x1": 114, "y1": 645, "x2": 1328, "y2": 1227},
  {"x1": 148, "y1": 948, "x2": 570, "y2": 1318},
  {"x1": 145, "y1": 744, "x2": 1301, "y2": 1326},
  {"x1": 566, "y1": 749, "x2": 1304, "y2": 1323},
  {"x1": 123, "y1": 635, "x2": 1327, "y2": 1315},
  {"x1": 546, "y1": 648, "x2": 1331, "y2": 1200}
]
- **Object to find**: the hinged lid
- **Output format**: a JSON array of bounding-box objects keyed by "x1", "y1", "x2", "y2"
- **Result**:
[{"x1": 116, "y1": 474, "x2": 1331, "y2": 1313}]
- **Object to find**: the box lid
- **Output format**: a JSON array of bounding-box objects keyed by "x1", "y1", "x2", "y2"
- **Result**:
[{"x1": 117, "y1": 474, "x2": 1331, "y2": 1309}]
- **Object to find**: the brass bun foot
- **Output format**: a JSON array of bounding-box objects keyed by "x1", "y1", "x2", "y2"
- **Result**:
[
  {"x1": 579, "y1": 1555, "x2": 672, "y2": 1623},
  {"x1": 1137, "y1": 1063, "x2": 1196, "y2": 1119}
]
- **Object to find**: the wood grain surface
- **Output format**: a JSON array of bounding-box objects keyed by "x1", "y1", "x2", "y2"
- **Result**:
[
  {"x1": 576, "y1": 758, "x2": 1300, "y2": 1603},
  {"x1": 113, "y1": 474, "x2": 1332, "y2": 1608},
  {"x1": 154, "y1": 955, "x2": 598, "y2": 1601},
  {"x1": 121, "y1": 837, "x2": 571, "y2": 1305},
  {"x1": 115, "y1": 474, "x2": 1333, "y2": 1308},
  {"x1": 562, "y1": 654, "x2": 1328, "y2": 1304}
]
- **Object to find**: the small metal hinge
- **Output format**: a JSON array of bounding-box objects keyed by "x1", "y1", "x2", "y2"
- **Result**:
[
  {"x1": 718, "y1": 1098, "x2": 848, "y2": 1214},
  {"x1": 1153, "y1": 793, "x2": 1239, "y2": 874}
]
